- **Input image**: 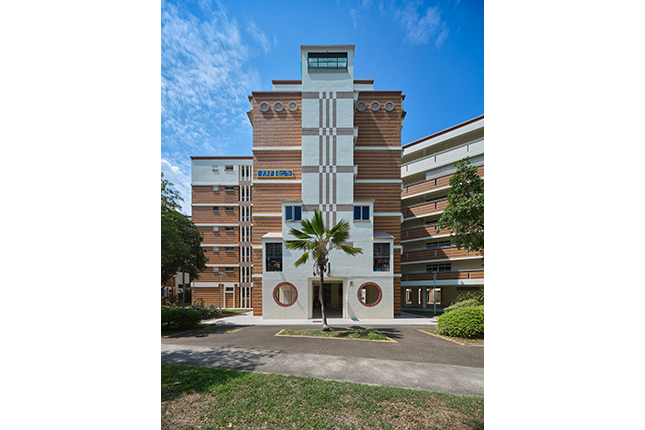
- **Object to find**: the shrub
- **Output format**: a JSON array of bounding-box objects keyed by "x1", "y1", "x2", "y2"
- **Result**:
[
  {"x1": 449, "y1": 289, "x2": 484, "y2": 307},
  {"x1": 161, "y1": 308, "x2": 203, "y2": 329},
  {"x1": 443, "y1": 298, "x2": 479, "y2": 313},
  {"x1": 436, "y1": 305, "x2": 484, "y2": 338},
  {"x1": 191, "y1": 304, "x2": 220, "y2": 320}
]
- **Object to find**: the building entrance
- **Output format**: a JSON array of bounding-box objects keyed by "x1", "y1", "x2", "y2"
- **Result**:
[{"x1": 312, "y1": 281, "x2": 343, "y2": 318}]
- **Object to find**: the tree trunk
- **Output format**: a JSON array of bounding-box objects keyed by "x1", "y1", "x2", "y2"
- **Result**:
[{"x1": 319, "y1": 263, "x2": 329, "y2": 331}]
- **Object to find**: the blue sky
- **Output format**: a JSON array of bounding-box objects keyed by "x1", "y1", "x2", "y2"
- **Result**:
[{"x1": 161, "y1": 0, "x2": 484, "y2": 215}]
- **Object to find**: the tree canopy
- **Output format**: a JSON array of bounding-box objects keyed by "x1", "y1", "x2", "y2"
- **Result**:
[
  {"x1": 438, "y1": 157, "x2": 484, "y2": 255},
  {"x1": 161, "y1": 173, "x2": 207, "y2": 285}
]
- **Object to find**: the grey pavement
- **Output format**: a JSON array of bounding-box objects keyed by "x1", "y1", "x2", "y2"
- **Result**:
[{"x1": 161, "y1": 311, "x2": 483, "y2": 396}]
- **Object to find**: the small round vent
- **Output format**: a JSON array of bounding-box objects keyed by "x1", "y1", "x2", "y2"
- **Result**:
[
  {"x1": 274, "y1": 101, "x2": 284, "y2": 112},
  {"x1": 259, "y1": 102, "x2": 270, "y2": 112},
  {"x1": 288, "y1": 101, "x2": 298, "y2": 111},
  {"x1": 371, "y1": 101, "x2": 380, "y2": 111},
  {"x1": 356, "y1": 101, "x2": 366, "y2": 111},
  {"x1": 384, "y1": 101, "x2": 395, "y2": 111}
]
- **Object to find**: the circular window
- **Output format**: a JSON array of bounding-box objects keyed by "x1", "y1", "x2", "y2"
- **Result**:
[
  {"x1": 370, "y1": 101, "x2": 380, "y2": 111},
  {"x1": 273, "y1": 282, "x2": 298, "y2": 307},
  {"x1": 357, "y1": 282, "x2": 382, "y2": 307},
  {"x1": 356, "y1": 101, "x2": 366, "y2": 111},
  {"x1": 288, "y1": 101, "x2": 298, "y2": 111},
  {"x1": 384, "y1": 101, "x2": 395, "y2": 112},
  {"x1": 274, "y1": 101, "x2": 284, "y2": 112},
  {"x1": 259, "y1": 101, "x2": 270, "y2": 112}
]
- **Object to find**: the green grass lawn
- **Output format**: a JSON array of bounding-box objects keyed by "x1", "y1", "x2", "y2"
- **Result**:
[
  {"x1": 162, "y1": 363, "x2": 484, "y2": 429},
  {"x1": 276, "y1": 328, "x2": 394, "y2": 342}
]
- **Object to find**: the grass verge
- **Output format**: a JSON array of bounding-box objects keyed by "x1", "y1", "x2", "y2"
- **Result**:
[
  {"x1": 419, "y1": 329, "x2": 484, "y2": 346},
  {"x1": 162, "y1": 363, "x2": 484, "y2": 429},
  {"x1": 276, "y1": 328, "x2": 395, "y2": 342}
]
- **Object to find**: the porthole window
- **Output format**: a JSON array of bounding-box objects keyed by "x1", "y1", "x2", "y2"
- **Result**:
[
  {"x1": 260, "y1": 101, "x2": 270, "y2": 112},
  {"x1": 274, "y1": 101, "x2": 283, "y2": 112},
  {"x1": 370, "y1": 101, "x2": 380, "y2": 111},
  {"x1": 384, "y1": 101, "x2": 395, "y2": 112},
  {"x1": 357, "y1": 282, "x2": 382, "y2": 307},
  {"x1": 273, "y1": 282, "x2": 298, "y2": 307},
  {"x1": 356, "y1": 101, "x2": 366, "y2": 111},
  {"x1": 288, "y1": 101, "x2": 298, "y2": 111}
]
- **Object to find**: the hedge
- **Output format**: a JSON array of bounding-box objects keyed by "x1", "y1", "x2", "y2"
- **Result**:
[
  {"x1": 436, "y1": 305, "x2": 484, "y2": 338},
  {"x1": 443, "y1": 298, "x2": 480, "y2": 313},
  {"x1": 161, "y1": 308, "x2": 203, "y2": 329}
]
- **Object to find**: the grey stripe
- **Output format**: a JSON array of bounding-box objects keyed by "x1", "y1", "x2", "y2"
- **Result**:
[
  {"x1": 336, "y1": 204, "x2": 353, "y2": 211},
  {"x1": 336, "y1": 128, "x2": 354, "y2": 135},
  {"x1": 336, "y1": 91, "x2": 353, "y2": 98},
  {"x1": 302, "y1": 92, "x2": 318, "y2": 99},
  {"x1": 302, "y1": 128, "x2": 319, "y2": 135},
  {"x1": 336, "y1": 165, "x2": 354, "y2": 173},
  {"x1": 302, "y1": 165, "x2": 318, "y2": 173}
]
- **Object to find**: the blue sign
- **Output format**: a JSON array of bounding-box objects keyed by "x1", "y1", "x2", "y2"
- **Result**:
[{"x1": 258, "y1": 170, "x2": 294, "y2": 178}]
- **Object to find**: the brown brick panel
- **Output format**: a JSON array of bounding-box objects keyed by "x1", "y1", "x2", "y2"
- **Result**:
[
  {"x1": 394, "y1": 276, "x2": 401, "y2": 316},
  {"x1": 193, "y1": 287, "x2": 241, "y2": 308},
  {"x1": 402, "y1": 225, "x2": 451, "y2": 241},
  {"x1": 253, "y1": 151, "x2": 302, "y2": 181},
  {"x1": 252, "y1": 279, "x2": 263, "y2": 316},
  {"x1": 402, "y1": 165, "x2": 484, "y2": 198},
  {"x1": 402, "y1": 199, "x2": 448, "y2": 219},
  {"x1": 206, "y1": 248, "x2": 240, "y2": 265},
  {"x1": 252, "y1": 217, "x2": 282, "y2": 245},
  {"x1": 198, "y1": 226, "x2": 238, "y2": 244},
  {"x1": 354, "y1": 150, "x2": 401, "y2": 180},
  {"x1": 403, "y1": 270, "x2": 485, "y2": 282},
  {"x1": 192, "y1": 185, "x2": 241, "y2": 204},
  {"x1": 252, "y1": 248, "x2": 263, "y2": 276},
  {"x1": 192, "y1": 206, "x2": 239, "y2": 224},
  {"x1": 404, "y1": 247, "x2": 482, "y2": 263},
  {"x1": 198, "y1": 269, "x2": 239, "y2": 283},
  {"x1": 373, "y1": 217, "x2": 401, "y2": 246},
  {"x1": 354, "y1": 183, "x2": 401, "y2": 213},
  {"x1": 355, "y1": 93, "x2": 402, "y2": 148},
  {"x1": 251, "y1": 94, "x2": 302, "y2": 148},
  {"x1": 252, "y1": 183, "x2": 301, "y2": 213}
]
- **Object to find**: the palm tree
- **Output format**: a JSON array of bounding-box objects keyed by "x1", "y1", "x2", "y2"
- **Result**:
[{"x1": 285, "y1": 209, "x2": 362, "y2": 331}]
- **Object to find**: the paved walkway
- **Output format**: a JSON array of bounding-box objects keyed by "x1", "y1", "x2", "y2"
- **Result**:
[
  {"x1": 161, "y1": 312, "x2": 483, "y2": 397},
  {"x1": 204, "y1": 310, "x2": 440, "y2": 326}
]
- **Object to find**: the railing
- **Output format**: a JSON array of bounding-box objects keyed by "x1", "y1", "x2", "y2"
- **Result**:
[
  {"x1": 402, "y1": 199, "x2": 448, "y2": 219},
  {"x1": 403, "y1": 246, "x2": 482, "y2": 262},
  {"x1": 402, "y1": 269, "x2": 484, "y2": 282},
  {"x1": 402, "y1": 225, "x2": 450, "y2": 241}
]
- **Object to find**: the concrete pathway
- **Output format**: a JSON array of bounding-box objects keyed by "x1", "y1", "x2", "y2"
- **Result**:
[{"x1": 204, "y1": 310, "x2": 440, "y2": 326}]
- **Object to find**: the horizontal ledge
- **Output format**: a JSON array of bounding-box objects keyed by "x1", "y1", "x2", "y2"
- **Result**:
[
  {"x1": 355, "y1": 146, "x2": 403, "y2": 151},
  {"x1": 373, "y1": 212, "x2": 403, "y2": 217},
  {"x1": 253, "y1": 146, "x2": 302, "y2": 151},
  {"x1": 400, "y1": 256, "x2": 484, "y2": 265},
  {"x1": 253, "y1": 213, "x2": 281, "y2": 217},
  {"x1": 355, "y1": 179, "x2": 403, "y2": 184},
  {"x1": 254, "y1": 180, "x2": 302, "y2": 184},
  {"x1": 193, "y1": 203, "x2": 240, "y2": 207}
]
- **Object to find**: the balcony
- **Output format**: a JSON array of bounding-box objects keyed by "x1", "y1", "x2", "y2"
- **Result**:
[
  {"x1": 402, "y1": 225, "x2": 450, "y2": 242},
  {"x1": 402, "y1": 198, "x2": 448, "y2": 220},
  {"x1": 402, "y1": 246, "x2": 482, "y2": 264},
  {"x1": 402, "y1": 270, "x2": 484, "y2": 282}
]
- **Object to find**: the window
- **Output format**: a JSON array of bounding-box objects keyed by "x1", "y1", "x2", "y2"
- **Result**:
[
  {"x1": 273, "y1": 282, "x2": 297, "y2": 307},
  {"x1": 225, "y1": 186, "x2": 234, "y2": 191},
  {"x1": 354, "y1": 205, "x2": 370, "y2": 221},
  {"x1": 225, "y1": 267, "x2": 235, "y2": 272},
  {"x1": 225, "y1": 227, "x2": 234, "y2": 232},
  {"x1": 373, "y1": 243, "x2": 390, "y2": 271},
  {"x1": 426, "y1": 263, "x2": 451, "y2": 272},
  {"x1": 212, "y1": 206, "x2": 218, "y2": 211},
  {"x1": 266, "y1": 242, "x2": 282, "y2": 272},
  {"x1": 225, "y1": 285, "x2": 234, "y2": 293},
  {"x1": 426, "y1": 240, "x2": 452, "y2": 249},
  {"x1": 357, "y1": 282, "x2": 382, "y2": 307},
  {"x1": 225, "y1": 207, "x2": 235, "y2": 211},
  {"x1": 405, "y1": 289, "x2": 412, "y2": 305},
  {"x1": 225, "y1": 165, "x2": 234, "y2": 171},
  {"x1": 285, "y1": 205, "x2": 302, "y2": 222},
  {"x1": 308, "y1": 52, "x2": 348, "y2": 71},
  {"x1": 226, "y1": 247, "x2": 234, "y2": 252}
]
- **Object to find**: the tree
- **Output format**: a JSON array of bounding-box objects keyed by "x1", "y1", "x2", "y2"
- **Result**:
[
  {"x1": 438, "y1": 157, "x2": 484, "y2": 255},
  {"x1": 285, "y1": 210, "x2": 362, "y2": 331},
  {"x1": 161, "y1": 173, "x2": 207, "y2": 286}
]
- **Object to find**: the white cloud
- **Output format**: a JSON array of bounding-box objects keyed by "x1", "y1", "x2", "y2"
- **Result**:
[
  {"x1": 395, "y1": 2, "x2": 449, "y2": 48},
  {"x1": 161, "y1": 157, "x2": 192, "y2": 215}
]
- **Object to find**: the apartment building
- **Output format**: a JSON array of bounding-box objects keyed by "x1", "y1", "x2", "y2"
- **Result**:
[
  {"x1": 190, "y1": 157, "x2": 254, "y2": 309},
  {"x1": 190, "y1": 45, "x2": 404, "y2": 319},
  {"x1": 400, "y1": 115, "x2": 484, "y2": 309}
]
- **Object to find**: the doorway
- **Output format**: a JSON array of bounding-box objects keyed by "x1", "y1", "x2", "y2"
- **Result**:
[{"x1": 312, "y1": 281, "x2": 343, "y2": 318}]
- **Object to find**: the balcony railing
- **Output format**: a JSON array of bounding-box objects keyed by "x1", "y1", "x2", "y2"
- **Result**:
[
  {"x1": 403, "y1": 246, "x2": 482, "y2": 263},
  {"x1": 402, "y1": 269, "x2": 484, "y2": 282},
  {"x1": 402, "y1": 225, "x2": 450, "y2": 241},
  {"x1": 402, "y1": 199, "x2": 448, "y2": 220}
]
